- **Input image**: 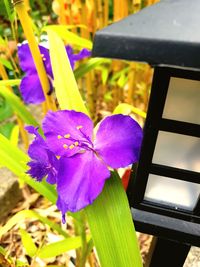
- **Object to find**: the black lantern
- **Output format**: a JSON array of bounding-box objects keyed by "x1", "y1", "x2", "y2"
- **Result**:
[{"x1": 92, "y1": 0, "x2": 200, "y2": 263}]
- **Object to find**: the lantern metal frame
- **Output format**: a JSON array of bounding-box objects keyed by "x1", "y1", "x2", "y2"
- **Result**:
[{"x1": 127, "y1": 66, "x2": 200, "y2": 225}]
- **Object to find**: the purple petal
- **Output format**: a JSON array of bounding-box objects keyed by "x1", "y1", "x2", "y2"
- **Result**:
[
  {"x1": 27, "y1": 138, "x2": 49, "y2": 182},
  {"x1": 20, "y1": 74, "x2": 45, "y2": 104},
  {"x1": 26, "y1": 126, "x2": 58, "y2": 183},
  {"x1": 65, "y1": 45, "x2": 75, "y2": 69},
  {"x1": 65, "y1": 45, "x2": 73, "y2": 56},
  {"x1": 18, "y1": 43, "x2": 53, "y2": 104},
  {"x1": 39, "y1": 45, "x2": 53, "y2": 78},
  {"x1": 46, "y1": 150, "x2": 59, "y2": 184},
  {"x1": 65, "y1": 45, "x2": 91, "y2": 69},
  {"x1": 94, "y1": 114, "x2": 143, "y2": 168},
  {"x1": 18, "y1": 43, "x2": 52, "y2": 76},
  {"x1": 56, "y1": 196, "x2": 68, "y2": 224},
  {"x1": 25, "y1": 125, "x2": 39, "y2": 135},
  {"x1": 43, "y1": 110, "x2": 93, "y2": 157},
  {"x1": 25, "y1": 126, "x2": 44, "y2": 144},
  {"x1": 26, "y1": 126, "x2": 46, "y2": 159},
  {"x1": 27, "y1": 161, "x2": 48, "y2": 182},
  {"x1": 70, "y1": 49, "x2": 91, "y2": 69},
  {"x1": 18, "y1": 43, "x2": 36, "y2": 74},
  {"x1": 56, "y1": 151, "x2": 110, "y2": 214},
  {"x1": 72, "y1": 48, "x2": 91, "y2": 61}
]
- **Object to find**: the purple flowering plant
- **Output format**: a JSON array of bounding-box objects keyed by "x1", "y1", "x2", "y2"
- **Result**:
[
  {"x1": 26, "y1": 109, "x2": 142, "y2": 222},
  {"x1": 12, "y1": 28, "x2": 144, "y2": 266},
  {"x1": 18, "y1": 43, "x2": 91, "y2": 104}
]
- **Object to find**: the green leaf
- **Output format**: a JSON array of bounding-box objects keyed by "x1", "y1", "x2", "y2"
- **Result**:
[
  {"x1": 16, "y1": 260, "x2": 29, "y2": 267},
  {"x1": 43, "y1": 25, "x2": 92, "y2": 49},
  {"x1": 0, "y1": 95, "x2": 13, "y2": 121},
  {"x1": 0, "y1": 133, "x2": 57, "y2": 203},
  {"x1": 104, "y1": 91, "x2": 112, "y2": 102},
  {"x1": 100, "y1": 67, "x2": 109, "y2": 85},
  {"x1": 0, "y1": 122, "x2": 15, "y2": 138},
  {"x1": 0, "y1": 86, "x2": 39, "y2": 126},
  {"x1": 0, "y1": 245, "x2": 7, "y2": 256},
  {"x1": 10, "y1": 125, "x2": 19, "y2": 146},
  {"x1": 113, "y1": 103, "x2": 146, "y2": 118},
  {"x1": 117, "y1": 73, "x2": 128, "y2": 88},
  {"x1": 74, "y1": 58, "x2": 111, "y2": 80},
  {"x1": 48, "y1": 30, "x2": 89, "y2": 115},
  {"x1": 0, "y1": 57, "x2": 13, "y2": 70},
  {"x1": 0, "y1": 36, "x2": 6, "y2": 46},
  {"x1": 109, "y1": 67, "x2": 129, "y2": 85},
  {"x1": 0, "y1": 210, "x2": 67, "y2": 238},
  {"x1": 0, "y1": 79, "x2": 21, "y2": 87},
  {"x1": 3, "y1": 0, "x2": 15, "y2": 22},
  {"x1": 38, "y1": 235, "x2": 91, "y2": 259},
  {"x1": 86, "y1": 172, "x2": 143, "y2": 267},
  {"x1": 20, "y1": 228, "x2": 37, "y2": 257}
]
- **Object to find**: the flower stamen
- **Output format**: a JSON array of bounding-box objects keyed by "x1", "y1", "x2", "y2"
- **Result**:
[
  {"x1": 63, "y1": 144, "x2": 68, "y2": 149},
  {"x1": 76, "y1": 125, "x2": 83, "y2": 130},
  {"x1": 57, "y1": 135, "x2": 62, "y2": 139},
  {"x1": 74, "y1": 141, "x2": 79, "y2": 146},
  {"x1": 64, "y1": 134, "x2": 70, "y2": 138},
  {"x1": 69, "y1": 144, "x2": 75, "y2": 149}
]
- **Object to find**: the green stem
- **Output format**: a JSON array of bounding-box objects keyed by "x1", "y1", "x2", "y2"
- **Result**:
[{"x1": 73, "y1": 211, "x2": 88, "y2": 267}]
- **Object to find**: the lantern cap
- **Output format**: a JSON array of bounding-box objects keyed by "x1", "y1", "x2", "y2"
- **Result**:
[{"x1": 92, "y1": 0, "x2": 200, "y2": 69}]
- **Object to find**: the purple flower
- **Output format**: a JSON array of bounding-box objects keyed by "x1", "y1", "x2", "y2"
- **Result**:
[
  {"x1": 18, "y1": 43, "x2": 91, "y2": 104},
  {"x1": 26, "y1": 126, "x2": 59, "y2": 184},
  {"x1": 42, "y1": 110, "x2": 143, "y2": 220},
  {"x1": 26, "y1": 110, "x2": 142, "y2": 222}
]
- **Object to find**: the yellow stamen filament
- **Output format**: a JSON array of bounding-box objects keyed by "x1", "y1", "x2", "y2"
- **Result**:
[
  {"x1": 76, "y1": 125, "x2": 83, "y2": 130},
  {"x1": 64, "y1": 134, "x2": 70, "y2": 138},
  {"x1": 57, "y1": 135, "x2": 62, "y2": 139},
  {"x1": 63, "y1": 144, "x2": 68, "y2": 149},
  {"x1": 74, "y1": 141, "x2": 79, "y2": 146},
  {"x1": 69, "y1": 144, "x2": 75, "y2": 149}
]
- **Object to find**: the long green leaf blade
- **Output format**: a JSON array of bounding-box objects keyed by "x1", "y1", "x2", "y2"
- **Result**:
[
  {"x1": 86, "y1": 172, "x2": 143, "y2": 267},
  {"x1": 43, "y1": 25, "x2": 92, "y2": 49},
  {"x1": 20, "y1": 229, "x2": 38, "y2": 257},
  {"x1": 48, "y1": 30, "x2": 89, "y2": 115},
  {"x1": 0, "y1": 58, "x2": 13, "y2": 70},
  {"x1": 0, "y1": 133, "x2": 57, "y2": 203},
  {"x1": 74, "y1": 58, "x2": 111, "y2": 80},
  {"x1": 38, "y1": 235, "x2": 91, "y2": 259},
  {"x1": 0, "y1": 79, "x2": 21, "y2": 87},
  {"x1": 113, "y1": 103, "x2": 146, "y2": 118},
  {"x1": 0, "y1": 86, "x2": 39, "y2": 126},
  {"x1": 3, "y1": 0, "x2": 15, "y2": 22}
]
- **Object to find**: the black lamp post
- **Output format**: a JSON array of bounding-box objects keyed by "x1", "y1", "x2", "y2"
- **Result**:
[{"x1": 92, "y1": 0, "x2": 200, "y2": 266}]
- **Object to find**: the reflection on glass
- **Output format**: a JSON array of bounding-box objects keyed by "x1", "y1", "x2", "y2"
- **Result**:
[
  {"x1": 153, "y1": 131, "x2": 200, "y2": 173},
  {"x1": 144, "y1": 174, "x2": 200, "y2": 211},
  {"x1": 163, "y1": 77, "x2": 200, "y2": 124}
]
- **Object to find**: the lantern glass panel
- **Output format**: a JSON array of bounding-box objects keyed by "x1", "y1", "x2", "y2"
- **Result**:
[
  {"x1": 144, "y1": 174, "x2": 200, "y2": 210},
  {"x1": 162, "y1": 77, "x2": 200, "y2": 124},
  {"x1": 152, "y1": 131, "x2": 200, "y2": 172}
]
